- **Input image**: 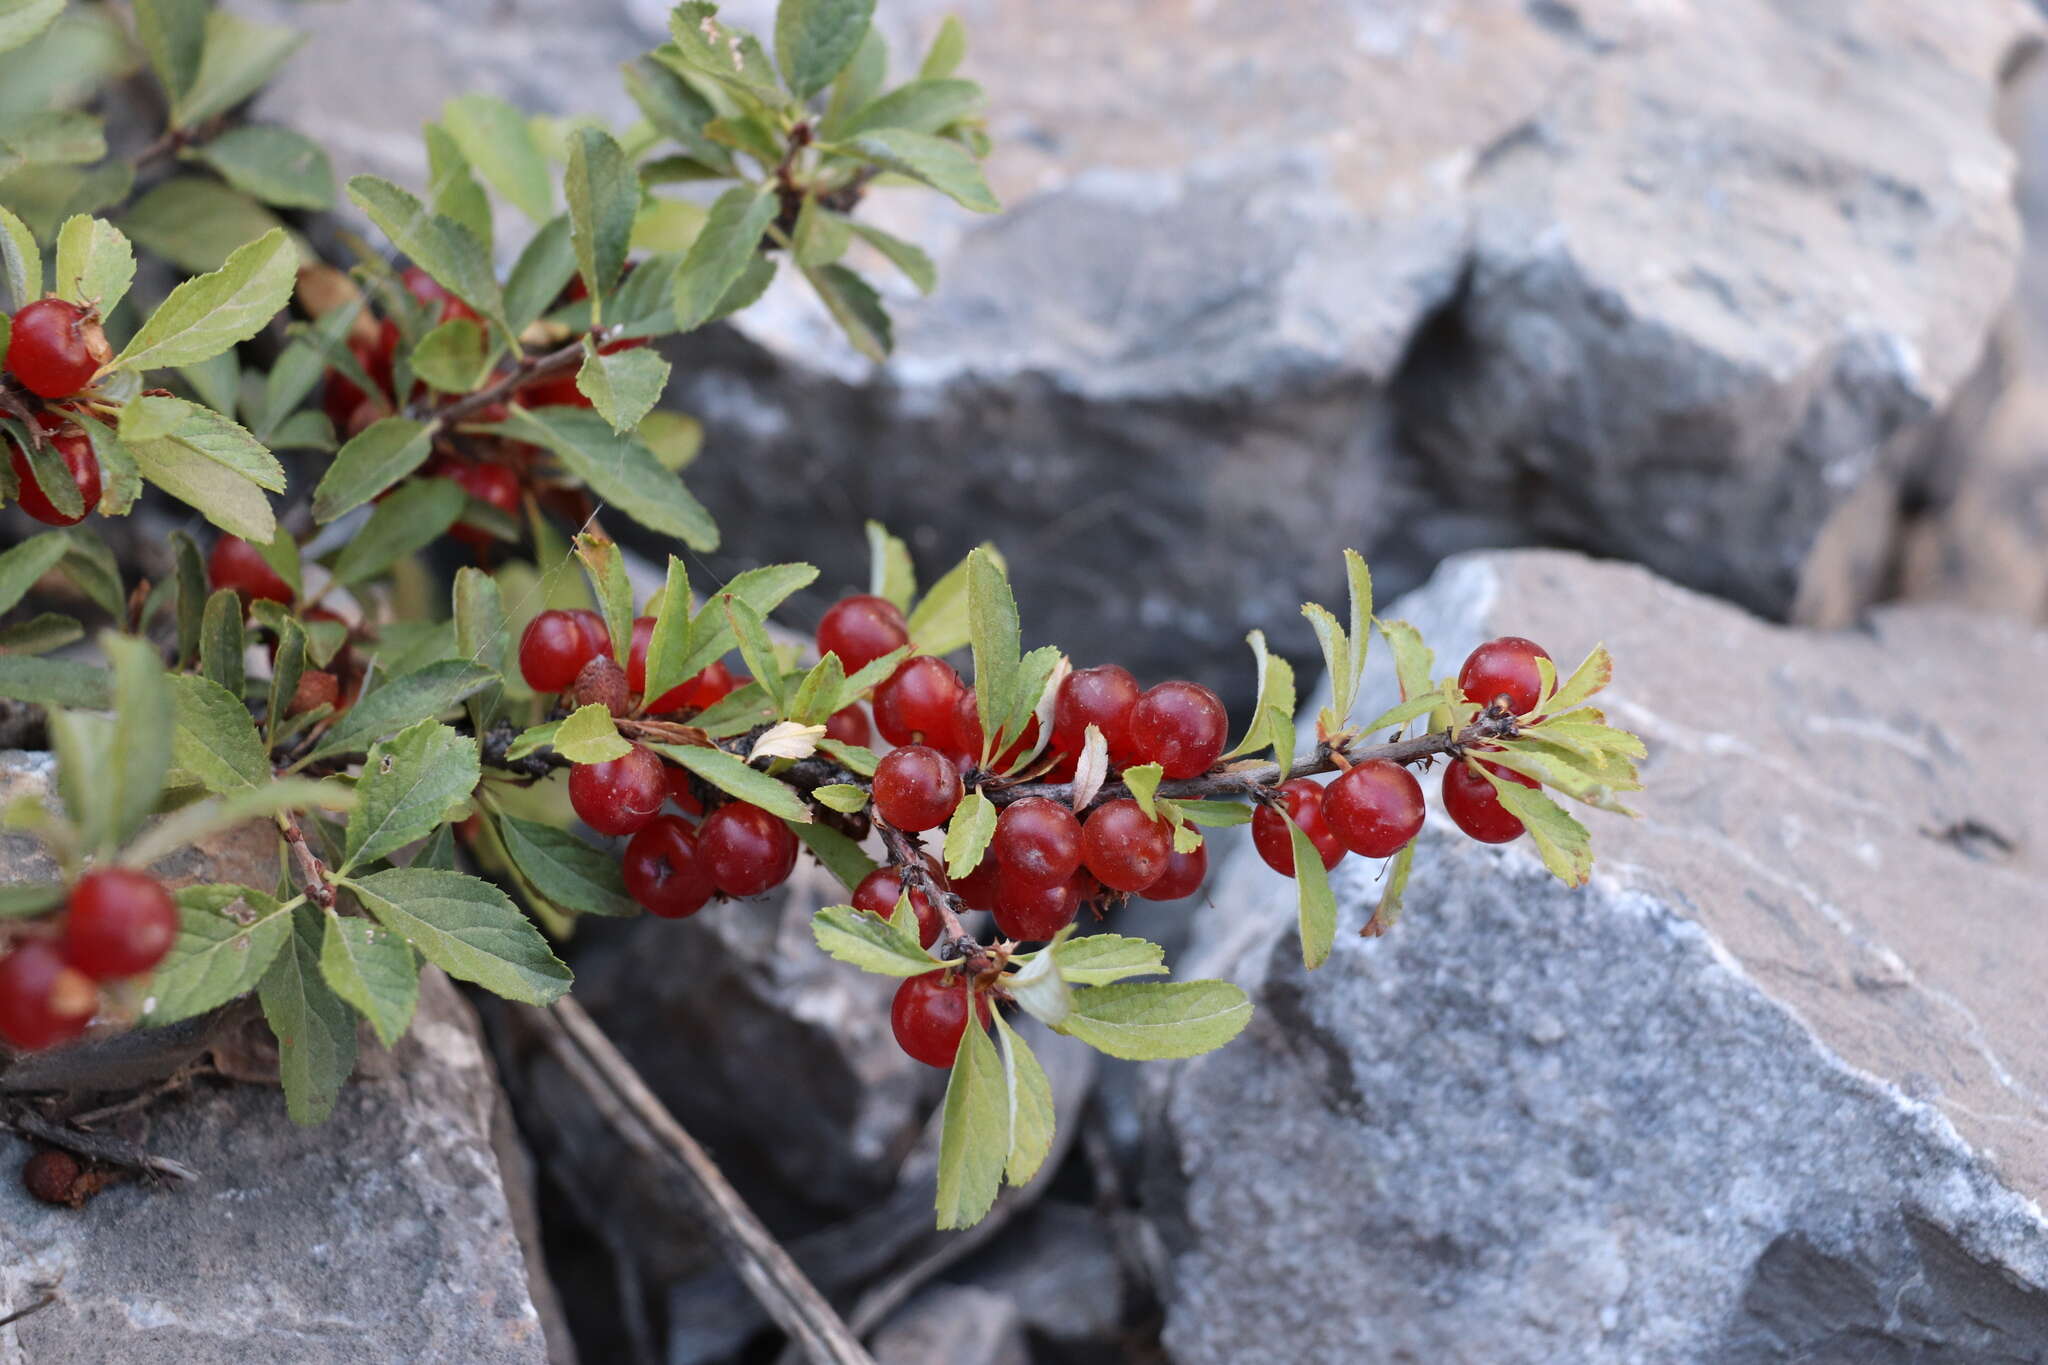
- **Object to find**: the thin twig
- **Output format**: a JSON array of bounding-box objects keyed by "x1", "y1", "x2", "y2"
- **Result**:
[
  {"x1": 0, "y1": 1104, "x2": 199, "y2": 1183},
  {"x1": 873, "y1": 819, "x2": 986, "y2": 969},
  {"x1": 415, "y1": 339, "x2": 586, "y2": 427},
  {"x1": 278, "y1": 812, "x2": 336, "y2": 909},
  {"x1": 529, "y1": 998, "x2": 877, "y2": 1365},
  {"x1": 0, "y1": 1292, "x2": 57, "y2": 1331}
]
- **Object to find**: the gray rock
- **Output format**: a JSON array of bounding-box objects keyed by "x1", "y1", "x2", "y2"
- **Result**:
[
  {"x1": 954, "y1": 1201, "x2": 1126, "y2": 1348},
  {"x1": 869, "y1": 1285, "x2": 1028, "y2": 1365},
  {"x1": 1144, "y1": 550, "x2": 2048, "y2": 1362}
]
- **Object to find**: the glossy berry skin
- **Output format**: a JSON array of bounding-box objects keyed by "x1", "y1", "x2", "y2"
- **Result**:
[
  {"x1": 993, "y1": 868, "x2": 1089, "y2": 942},
  {"x1": 0, "y1": 942, "x2": 96, "y2": 1051},
  {"x1": 664, "y1": 765, "x2": 704, "y2": 816},
  {"x1": 1442, "y1": 758, "x2": 1539, "y2": 844},
  {"x1": 816, "y1": 595, "x2": 909, "y2": 675},
  {"x1": 1251, "y1": 779, "x2": 1347, "y2": 878},
  {"x1": 890, "y1": 970, "x2": 990, "y2": 1069},
  {"x1": 698, "y1": 802, "x2": 799, "y2": 897},
  {"x1": 1323, "y1": 759, "x2": 1426, "y2": 859},
  {"x1": 872, "y1": 656, "x2": 964, "y2": 748},
  {"x1": 206, "y1": 535, "x2": 293, "y2": 605},
  {"x1": 1138, "y1": 842, "x2": 1208, "y2": 901},
  {"x1": 622, "y1": 815, "x2": 716, "y2": 919},
  {"x1": 6, "y1": 299, "x2": 101, "y2": 397},
  {"x1": 994, "y1": 797, "x2": 1083, "y2": 888},
  {"x1": 446, "y1": 459, "x2": 521, "y2": 552},
  {"x1": 1128, "y1": 680, "x2": 1229, "y2": 780},
  {"x1": 871, "y1": 744, "x2": 964, "y2": 832},
  {"x1": 950, "y1": 692, "x2": 1039, "y2": 770},
  {"x1": 568, "y1": 746, "x2": 668, "y2": 837},
  {"x1": 950, "y1": 857, "x2": 1002, "y2": 912},
  {"x1": 1080, "y1": 798, "x2": 1172, "y2": 893},
  {"x1": 1458, "y1": 636, "x2": 1552, "y2": 716},
  {"x1": 852, "y1": 865, "x2": 941, "y2": 948},
  {"x1": 624, "y1": 616, "x2": 663, "y2": 694},
  {"x1": 63, "y1": 868, "x2": 178, "y2": 981},
  {"x1": 519, "y1": 609, "x2": 601, "y2": 693},
  {"x1": 1052, "y1": 664, "x2": 1142, "y2": 764},
  {"x1": 10, "y1": 425, "x2": 100, "y2": 525},
  {"x1": 566, "y1": 609, "x2": 611, "y2": 660},
  {"x1": 824, "y1": 705, "x2": 870, "y2": 747},
  {"x1": 658, "y1": 659, "x2": 740, "y2": 714}
]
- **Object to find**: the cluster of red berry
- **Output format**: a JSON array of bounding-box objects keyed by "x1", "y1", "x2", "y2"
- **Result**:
[
  {"x1": 0, "y1": 869, "x2": 178, "y2": 1050},
  {"x1": 4, "y1": 297, "x2": 111, "y2": 526},
  {"x1": 203, "y1": 533, "x2": 365, "y2": 718}
]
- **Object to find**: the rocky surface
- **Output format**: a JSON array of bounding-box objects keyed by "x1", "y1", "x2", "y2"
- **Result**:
[{"x1": 1142, "y1": 549, "x2": 2048, "y2": 1361}]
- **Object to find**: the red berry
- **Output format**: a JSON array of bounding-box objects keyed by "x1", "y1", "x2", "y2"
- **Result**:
[
  {"x1": 872, "y1": 656, "x2": 964, "y2": 748},
  {"x1": 0, "y1": 942, "x2": 97, "y2": 1051},
  {"x1": 816, "y1": 595, "x2": 909, "y2": 674},
  {"x1": 993, "y1": 867, "x2": 1089, "y2": 942},
  {"x1": 567, "y1": 609, "x2": 611, "y2": 660},
  {"x1": 1080, "y1": 798, "x2": 1172, "y2": 892},
  {"x1": 519, "y1": 609, "x2": 601, "y2": 693},
  {"x1": 1053, "y1": 664, "x2": 1142, "y2": 764},
  {"x1": 950, "y1": 691, "x2": 1040, "y2": 770},
  {"x1": 664, "y1": 764, "x2": 703, "y2": 816},
  {"x1": 207, "y1": 535, "x2": 294, "y2": 605},
  {"x1": 1457, "y1": 636, "x2": 1552, "y2": 716},
  {"x1": 62, "y1": 868, "x2": 178, "y2": 981},
  {"x1": 666, "y1": 659, "x2": 741, "y2": 714},
  {"x1": 9, "y1": 424, "x2": 100, "y2": 525},
  {"x1": 1128, "y1": 680, "x2": 1228, "y2": 780},
  {"x1": 1323, "y1": 759, "x2": 1426, "y2": 859},
  {"x1": 950, "y1": 856, "x2": 1002, "y2": 912},
  {"x1": 1442, "y1": 758, "x2": 1538, "y2": 844},
  {"x1": 6, "y1": 299, "x2": 104, "y2": 398},
  {"x1": 289, "y1": 669, "x2": 340, "y2": 717},
  {"x1": 824, "y1": 705, "x2": 870, "y2": 747},
  {"x1": 622, "y1": 815, "x2": 716, "y2": 918},
  {"x1": 401, "y1": 265, "x2": 481, "y2": 325},
  {"x1": 1251, "y1": 779, "x2": 1347, "y2": 878},
  {"x1": 568, "y1": 746, "x2": 668, "y2": 837},
  {"x1": 698, "y1": 802, "x2": 799, "y2": 897},
  {"x1": 625, "y1": 616, "x2": 660, "y2": 693},
  {"x1": 852, "y1": 865, "x2": 942, "y2": 949},
  {"x1": 446, "y1": 459, "x2": 520, "y2": 552},
  {"x1": 1138, "y1": 842, "x2": 1208, "y2": 901},
  {"x1": 871, "y1": 744, "x2": 963, "y2": 832},
  {"x1": 993, "y1": 797, "x2": 1082, "y2": 888},
  {"x1": 890, "y1": 970, "x2": 990, "y2": 1068}
]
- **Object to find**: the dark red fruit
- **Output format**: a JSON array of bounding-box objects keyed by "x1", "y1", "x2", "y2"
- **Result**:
[
  {"x1": 567, "y1": 609, "x2": 611, "y2": 661},
  {"x1": 660, "y1": 659, "x2": 741, "y2": 714},
  {"x1": 21, "y1": 1147, "x2": 82, "y2": 1206},
  {"x1": 890, "y1": 970, "x2": 990, "y2": 1068},
  {"x1": 816, "y1": 595, "x2": 909, "y2": 675},
  {"x1": 1080, "y1": 798, "x2": 1171, "y2": 893},
  {"x1": 993, "y1": 797, "x2": 1083, "y2": 888},
  {"x1": 872, "y1": 656, "x2": 964, "y2": 748},
  {"x1": 1323, "y1": 759, "x2": 1426, "y2": 859},
  {"x1": 993, "y1": 867, "x2": 1088, "y2": 942},
  {"x1": 519, "y1": 609, "x2": 601, "y2": 693},
  {"x1": 1138, "y1": 842, "x2": 1208, "y2": 901},
  {"x1": 950, "y1": 691, "x2": 1040, "y2": 770},
  {"x1": 698, "y1": 802, "x2": 799, "y2": 897},
  {"x1": 625, "y1": 616, "x2": 661, "y2": 694},
  {"x1": 1052, "y1": 664, "x2": 1142, "y2": 764},
  {"x1": 1251, "y1": 778, "x2": 1346, "y2": 878},
  {"x1": 824, "y1": 705, "x2": 870, "y2": 747},
  {"x1": 871, "y1": 744, "x2": 963, "y2": 832},
  {"x1": 0, "y1": 942, "x2": 96, "y2": 1051},
  {"x1": 446, "y1": 459, "x2": 521, "y2": 552},
  {"x1": 401, "y1": 265, "x2": 481, "y2": 325},
  {"x1": 1442, "y1": 758, "x2": 1538, "y2": 844},
  {"x1": 62, "y1": 868, "x2": 178, "y2": 981},
  {"x1": 1128, "y1": 680, "x2": 1228, "y2": 780},
  {"x1": 6, "y1": 298, "x2": 105, "y2": 398},
  {"x1": 568, "y1": 746, "x2": 668, "y2": 837},
  {"x1": 664, "y1": 764, "x2": 703, "y2": 816},
  {"x1": 1457, "y1": 636, "x2": 1552, "y2": 716},
  {"x1": 206, "y1": 535, "x2": 294, "y2": 605},
  {"x1": 622, "y1": 814, "x2": 716, "y2": 918},
  {"x1": 852, "y1": 865, "x2": 942, "y2": 949},
  {"x1": 950, "y1": 856, "x2": 1002, "y2": 912},
  {"x1": 10, "y1": 424, "x2": 100, "y2": 525}
]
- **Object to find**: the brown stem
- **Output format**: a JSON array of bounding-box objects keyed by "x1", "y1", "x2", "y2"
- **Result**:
[
  {"x1": 0, "y1": 1102, "x2": 200, "y2": 1184},
  {"x1": 278, "y1": 812, "x2": 336, "y2": 910},
  {"x1": 873, "y1": 818, "x2": 987, "y2": 971},
  {"x1": 414, "y1": 338, "x2": 586, "y2": 427}
]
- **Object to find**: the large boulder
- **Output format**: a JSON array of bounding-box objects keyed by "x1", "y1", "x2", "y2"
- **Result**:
[{"x1": 1142, "y1": 550, "x2": 2048, "y2": 1361}]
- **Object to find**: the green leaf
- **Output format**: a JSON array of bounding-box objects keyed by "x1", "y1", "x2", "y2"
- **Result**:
[
  {"x1": 641, "y1": 555, "x2": 695, "y2": 702},
  {"x1": 1288, "y1": 819, "x2": 1337, "y2": 969},
  {"x1": 905, "y1": 543, "x2": 996, "y2": 656},
  {"x1": 1054, "y1": 980, "x2": 1252, "y2": 1060},
  {"x1": 119, "y1": 175, "x2": 285, "y2": 274},
  {"x1": 818, "y1": 24, "x2": 885, "y2": 138},
  {"x1": 1122, "y1": 763, "x2": 1164, "y2": 821},
  {"x1": 966, "y1": 546, "x2": 1020, "y2": 759},
  {"x1": 495, "y1": 812, "x2": 639, "y2": 917},
  {"x1": 1048, "y1": 933, "x2": 1168, "y2": 986},
  {"x1": 0, "y1": 883, "x2": 63, "y2": 918},
  {"x1": 441, "y1": 92, "x2": 553, "y2": 223},
  {"x1": 992, "y1": 1012, "x2": 1055, "y2": 1185},
  {"x1": 718, "y1": 592, "x2": 784, "y2": 712},
  {"x1": 127, "y1": 429, "x2": 275, "y2": 542},
  {"x1": 1222, "y1": 630, "x2": 1296, "y2": 760},
  {"x1": 0, "y1": 202, "x2": 39, "y2": 307},
  {"x1": 0, "y1": 110, "x2": 104, "y2": 177},
  {"x1": 810, "y1": 903, "x2": 936, "y2": 976},
  {"x1": 841, "y1": 78, "x2": 981, "y2": 137},
  {"x1": 566, "y1": 126, "x2": 635, "y2": 310},
  {"x1": 311, "y1": 417, "x2": 433, "y2": 523},
  {"x1": 317, "y1": 911, "x2": 418, "y2": 1049},
  {"x1": 790, "y1": 820, "x2": 877, "y2": 892},
  {"x1": 52, "y1": 213, "x2": 133, "y2": 313},
  {"x1": 848, "y1": 219, "x2": 935, "y2": 294},
  {"x1": 1004, "y1": 940, "x2": 1071, "y2": 1024},
  {"x1": 811, "y1": 783, "x2": 868, "y2": 813},
  {"x1": 918, "y1": 14, "x2": 966, "y2": 79},
  {"x1": 329, "y1": 477, "x2": 466, "y2": 586},
  {"x1": 120, "y1": 395, "x2": 284, "y2": 494},
  {"x1": 423, "y1": 122, "x2": 491, "y2": 250},
  {"x1": 191, "y1": 125, "x2": 333, "y2": 210},
  {"x1": 1487, "y1": 775, "x2": 1595, "y2": 887},
  {"x1": 791, "y1": 193, "x2": 850, "y2": 267},
  {"x1": 0, "y1": 531, "x2": 64, "y2": 617},
  {"x1": 1378, "y1": 617, "x2": 1434, "y2": 705},
  {"x1": 169, "y1": 673, "x2": 269, "y2": 793},
  {"x1": 1343, "y1": 548, "x2": 1372, "y2": 716},
  {"x1": 802, "y1": 261, "x2": 891, "y2": 360},
  {"x1": 489, "y1": 407, "x2": 718, "y2": 550},
  {"x1": 112, "y1": 227, "x2": 298, "y2": 371},
  {"x1": 171, "y1": 531, "x2": 205, "y2": 664},
  {"x1": 144, "y1": 884, "x2": 293, "y2": 1027},
  {"x1": 306, "y1": 660, "x2": 496, "y2": 761},
  {"x1": 935, "y1": 999, "x2": 1005, "y2": 1229},
  {"x1": 660, "y1": 560, "x2": 816, "y2": 683},
  {"x1": 776, "y1": 0, "x2": 874, "y2": 99},
  {"x1": 98, "y1": 632, "x2": 173, "y2": 851},
  {"x1": 673, "y1": 184, "x2": 776, "y2": 333},
  {"x1": 943, "y1": 789, "x2": 996, "y2": 877},
  {"x1": 575, "y1": 341, "x2": 671, "y2": 434},
  {"x1": 1163, "y1": 798, "x2": 1251, "y2": 828},
  {"x1": 1355, "y1": 692, "x2": 1443, "y2": 740},
  {"x1": 199, "y1": 587, "x2": 245, "y2": 697},
  {"x1": 862, "y1": 519, "x2": 915, "y2": 609},
  {"x1": 0, "y1": 0, "x2": 62, "y2": 57},
  {"x1": 574, "y1": 532, "x2": 635, "y2": 668},
  {"x1": 1371, "y1": 842, "x2": 1415, "y2": 932},
  {"x1": 1548, "y1": 644, "x2": 1613, "y2": 714},
  {"x1": 622, "y1": 55, "x2": 734, "y2": 173},
  {"x1": 0, "y1": 654, "x2": 107, "y2": 709},
  {"x1": 172, "y1": 10, "x2": 301, "y2": 127},
  {"x1": 504, "y1": 214, "x2": 577, "y2": 334},
  {"x1": 259, "y1": 901, "x2": 358, "y2": 1124},
  {"x1": 553, "y1": 703, "x2": 632, "y2": 764},
  {"x1": 346, "y1": 176, "x2": 506, "y2": 338},
  {"x1": 410, "y1": 319, "x2": 487, "y2": 394},
  {"x1": 0, "y1": 612, "x2": 78, "y2": 655},
  {"x1": 346, "y1": 867, "x2": 571, "y2": 1005},
  {"x1": 121, "y1": 777, "x2": 352, "y2": 870},
  {"x1": 131, "y1": 0, "x2": 205, "y2": 95},
  {"x1": 826, "y1": 128, "x2": 999, "y2": 213},
  {"x1": 1301, "y1": 602, "x2": 1348, "y2": 729},
  {"x1": 504, "y1": 721, "x2": 559, "y2": 761},
  {"x1": 341, "y1": 721, "x2": 480, "y2": 873},
  {"x1": 667, "y1": 3, "x2": 784, "y2": 99},
  {"x1": 655, "y1": 743, "x2": 811, "y2": 823}
]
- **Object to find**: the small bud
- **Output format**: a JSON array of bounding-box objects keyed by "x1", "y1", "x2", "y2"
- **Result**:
[
  {"x1": 572, "y1": 652, "x2": 632, "y2": 718},
  {"x1": 22, "y1": 1148, "x2": 81, "y2": 1207}
]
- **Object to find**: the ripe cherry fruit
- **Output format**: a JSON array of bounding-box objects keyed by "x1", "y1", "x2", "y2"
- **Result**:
[
  {"x1": 1323, "y1": 759, "x2": 1426, "y2": 859},
  {"x1": 1138, "y1": 842, "x2": 1208, "y2": 901},
  {"x1": 698, "y1": 801, "x2": 799, "y2": 897},
  {"x1": 206, "y1": 535, "x2": 294, "y2": 605},
  {"x1": 445, "y1": 459, "x2": 521, "y2": 553},
  {"x1": 1128, "y1": 680, "x2": 1228, "y2": 780},
  {"x1": 816, "y1": 595, "x2": 909, "y2": 674},
  {"x1": 950, "y1": 691, "x2": 1040, "y2": 770},
  {"x1": 890, "y1": 970, "x2": 991, "y2": 1068},
  {"x1": 1052, "y1": 664, "x2": 1142, "y2": 765},
  {"x1": 568, "y1": 746, "x2": 668, "y2": 838},
  {"x1": 993, "y1": 867, "x2": 1091, "y2": 943},
  {"x1": 993, "y1": 796, "x2": 1083, "y2": 888},
  {"x1": 6, "y1": 298, "x2": 107, "y2": 398},
  {"x1": 1458, "y1": 636, "x2": 1552, "y2": 716},
  {"x1": 1080, "y1": 798, "x2": 1172, "y2": 893},
  {"x1": 824, "y1": 705, "x2": 870, "y2": 747},
  {"x1": 872, "y1": 656, "x2": 964, "y2": 748},
  {"x1": 0, "y1": 942, "x2": 97, "y2": 1051},
  {"x1": 950, "y1": 856, "x2": 1003, "y2": 913},
  {"x1": 519, "y1": 609, "x2": 603, "y2": 693},
  {"x1": 1441, "y1": 758, "x2": 1539, "y2": 844},
  {"x1": 1251, "y1": 779, "x2": 1347, "y2": 878},
  {"x1": 9, "y1": 423, "x2": 100, "y2": 526},
  {"x1": 622, "y1": 815, "x2": 717, "y2": 919},
  {"x1": 851, "y1": 865, "x2": 942, "y2": 948},
  {"x1": 871, "y1": 744, "x2": 964, "y2": 832},
  {"x1": 63, "y1": 868, "x2": 178, "y2": 981}
]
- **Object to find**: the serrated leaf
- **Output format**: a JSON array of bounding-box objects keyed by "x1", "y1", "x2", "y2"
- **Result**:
[
  {"x1": 668, "y1": 2, "x2": 784, "y2": 99},
  {"x1": 440, "y1": 92, "x2": 552, "y2": 223},
  {"x1": 1356, "y1": 692, "x2": 1443, "y2": 740},
  {"x1": 66, "y1": 409, "x2": 138, "y2": 515},
  {"x1": 118, "y1": 175, "x2": 284, "y2": 274},
  {"x1": 346, "y1": 866, "x2": 571, "y2": 1005},
  {"x1": 1288, "y1": 819, "x2": 1337, "y2": 969},
  {"x1": 199, "y1": 587, "x2": 244, "y2": 697},
  {"x1": 346, "y1": 176, "x2": 506, "y2": 337},
  {"x1": 935, "y1": 996, "x2": 1006, "y2": 1229},
  {"x1": 0, "y1": 612, "x2": 78, "y2": 655},
  {"x1": 812, "y1": 783, "x2": 868, "y2": 813},
  {"x1": 132, "y1": 0, "x2": 206, "y2": 97},
  {"x1": 1378, "y1": 617, "x2": 1434, "y2": 705},
  {"x1": 842, "y1": 77, "x2": 982, "y2": 138},
  {"x1": 815, "y1": 737, "x2": 877, "y2": 776},
  {"x1": 100, "y1": 632, "x2": 173, "y2": 850},
  {"x1": 811, "y1": 903, "x2": 936, "y2": 976},
  {"x1": 341, "y1": 720, "x2": 479, "y2": 873},
  {"x1": 505, "y1": 214, "x2": 577, "y2": 334},
  {"x1": 329, "y1": 476, "x2": 465, "y2": 585},
  {"x1": 827, "y1": 128, "x2": 999, "y2": 213},
  {"x1": 790, "y1": 819, "x2": 877, "y2": 891},
  {"x1": 642, "y1": 554, "x2": 695, "y2": 703},
  {"x1": 803, "y1": 261, "x2": 891, "y2": 359},
  {"x1": 574, "y1": 532, "x2": 634, "y2": 668},
  {"x1": 0, "y1": 110, "x2": 104, "y2": 177},
  {"x1": 0, "y1": 202, "x2": 39, "y2": 307},
  {"x1": 1343, "y1": 549, "x2": 1372, "y2": 711},
  {"x1": 423, "y1": 122, "x2": 491, "y2": 249},
  {"x1": 489, "y1": 406, "x2": 718, "y2": 550},
  {"x1": 553, "y1": 703, "x2": 632, "y2": 764},
  {"x1": 655, "y1": 742, "x2": 811, "y2": 822},
  {"x1": 1301, "y1": 601, "x2": 1349, "y2": 729},
  {"x1": 967, "y1": 546, "x2": 1020, "y2": 759},
  {"x1": 905, "y1": 543, "x2": 997, "y2": 656},
  {"x1": 52, "y1": 213, "x2": 133, "y2": 313},
  {"x1": 1487, "y1": 774, "x2": 1595, "y2": 887},
  {"x1": 848, "y1": 219, "x2": 935, "y2": 293},
  {"x1": 143, "y1": 884, "x2": 292, "y2": 1027},
  {"x1": 113, "y1": 226, "x2": 297, "y2": 371},
  {"x1": 664, "y1": 560, "x2": 816, "y2": 682},
  {"x1": 576, "y1": 342, "x2": 671, "y2": 434},
  {"x1": 861, "y1": 521, "x2": 915, "y2": 612},
  {"x1": 566, "y1": 126, "x2": 635, "y2": 309},
  {"x1": 1049, "y1": 933, "x2": 1168, "y2": 986},
  {"x1": 495, "y1": 812, "x2": 639, "y2": 917},
  {"x1": 673, "y1": 184, "x2": 776, "y2": 333},
  {"x1": 0, "y1": 531, "x2": 64, "y2": 617},
  {"x1": 1548, "y1": 644, "x2": 1613, "y2": 714},
  {"x1": 776, "y1": 0, "x2": 875, "y2": 100},
  {"x1": 128, "y1": 432, "x2": 275, "y2": 542},
  {"x1": 1054, "y1": 980, "x2": 1252, "y2": 1060},
  {"x1": 0, "y1": 0, "x2": 63, "y2": 58},
  {"x1": 1223, "y1": 630, "x2": 1295, "y2": 760},
  {"x1": 993, "y1": 1011, "x2": 1055, "y2": 1185},
  {"x1": 259, "y1": 901, "x2": 358, "y2": 1124},
  {"x1": 122, "y1": 777, "x2": 352, "y2": 870},
  {"x1": 718, "y1": 592, "x2": 784, "y2": 712},
  {"x1": 791, "y1": 193, "x2": 850, "y2": 267},
  {"x1": 169, "y1": 672, "x2": 268, "y2": 792},
  {"x1": 1370, "y1": 842, "x2": 1415, "y2": 933},
  {"x1": 306, "y1": 660, "x2": 496, "y2": 761},
  {"x1": 192, "y1": 124, "x2": 333, "y2": 210},
  {"x1": 1122, "y1": 763, "x2": 1164, "y2": 821},
  {"x1": 176, "y1": 346, "x2": 239, "y2": 419},
  {"x1": 623, "y1": 54, "x2": 734, "y2": 173},
  {"x1": 121, "y1": 395, "x2": 284, "y2": 495},
  {"x1": 0, "y1": 654, "x2": 110, "y2": 708},
  {"x1": 172, "y1": 10, "x2": 301, "y2": 127},
  {"x1": 943, "y1": 789, "x2": 996, "y2": 878},
  {"x1": 319, "y1": 910, "x2": 418, "y2": 1047}
]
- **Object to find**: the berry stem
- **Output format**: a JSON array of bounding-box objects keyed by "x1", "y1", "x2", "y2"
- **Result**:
[{"x1": 414, "y1": 337, "x2": 588, "y2": 426}]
